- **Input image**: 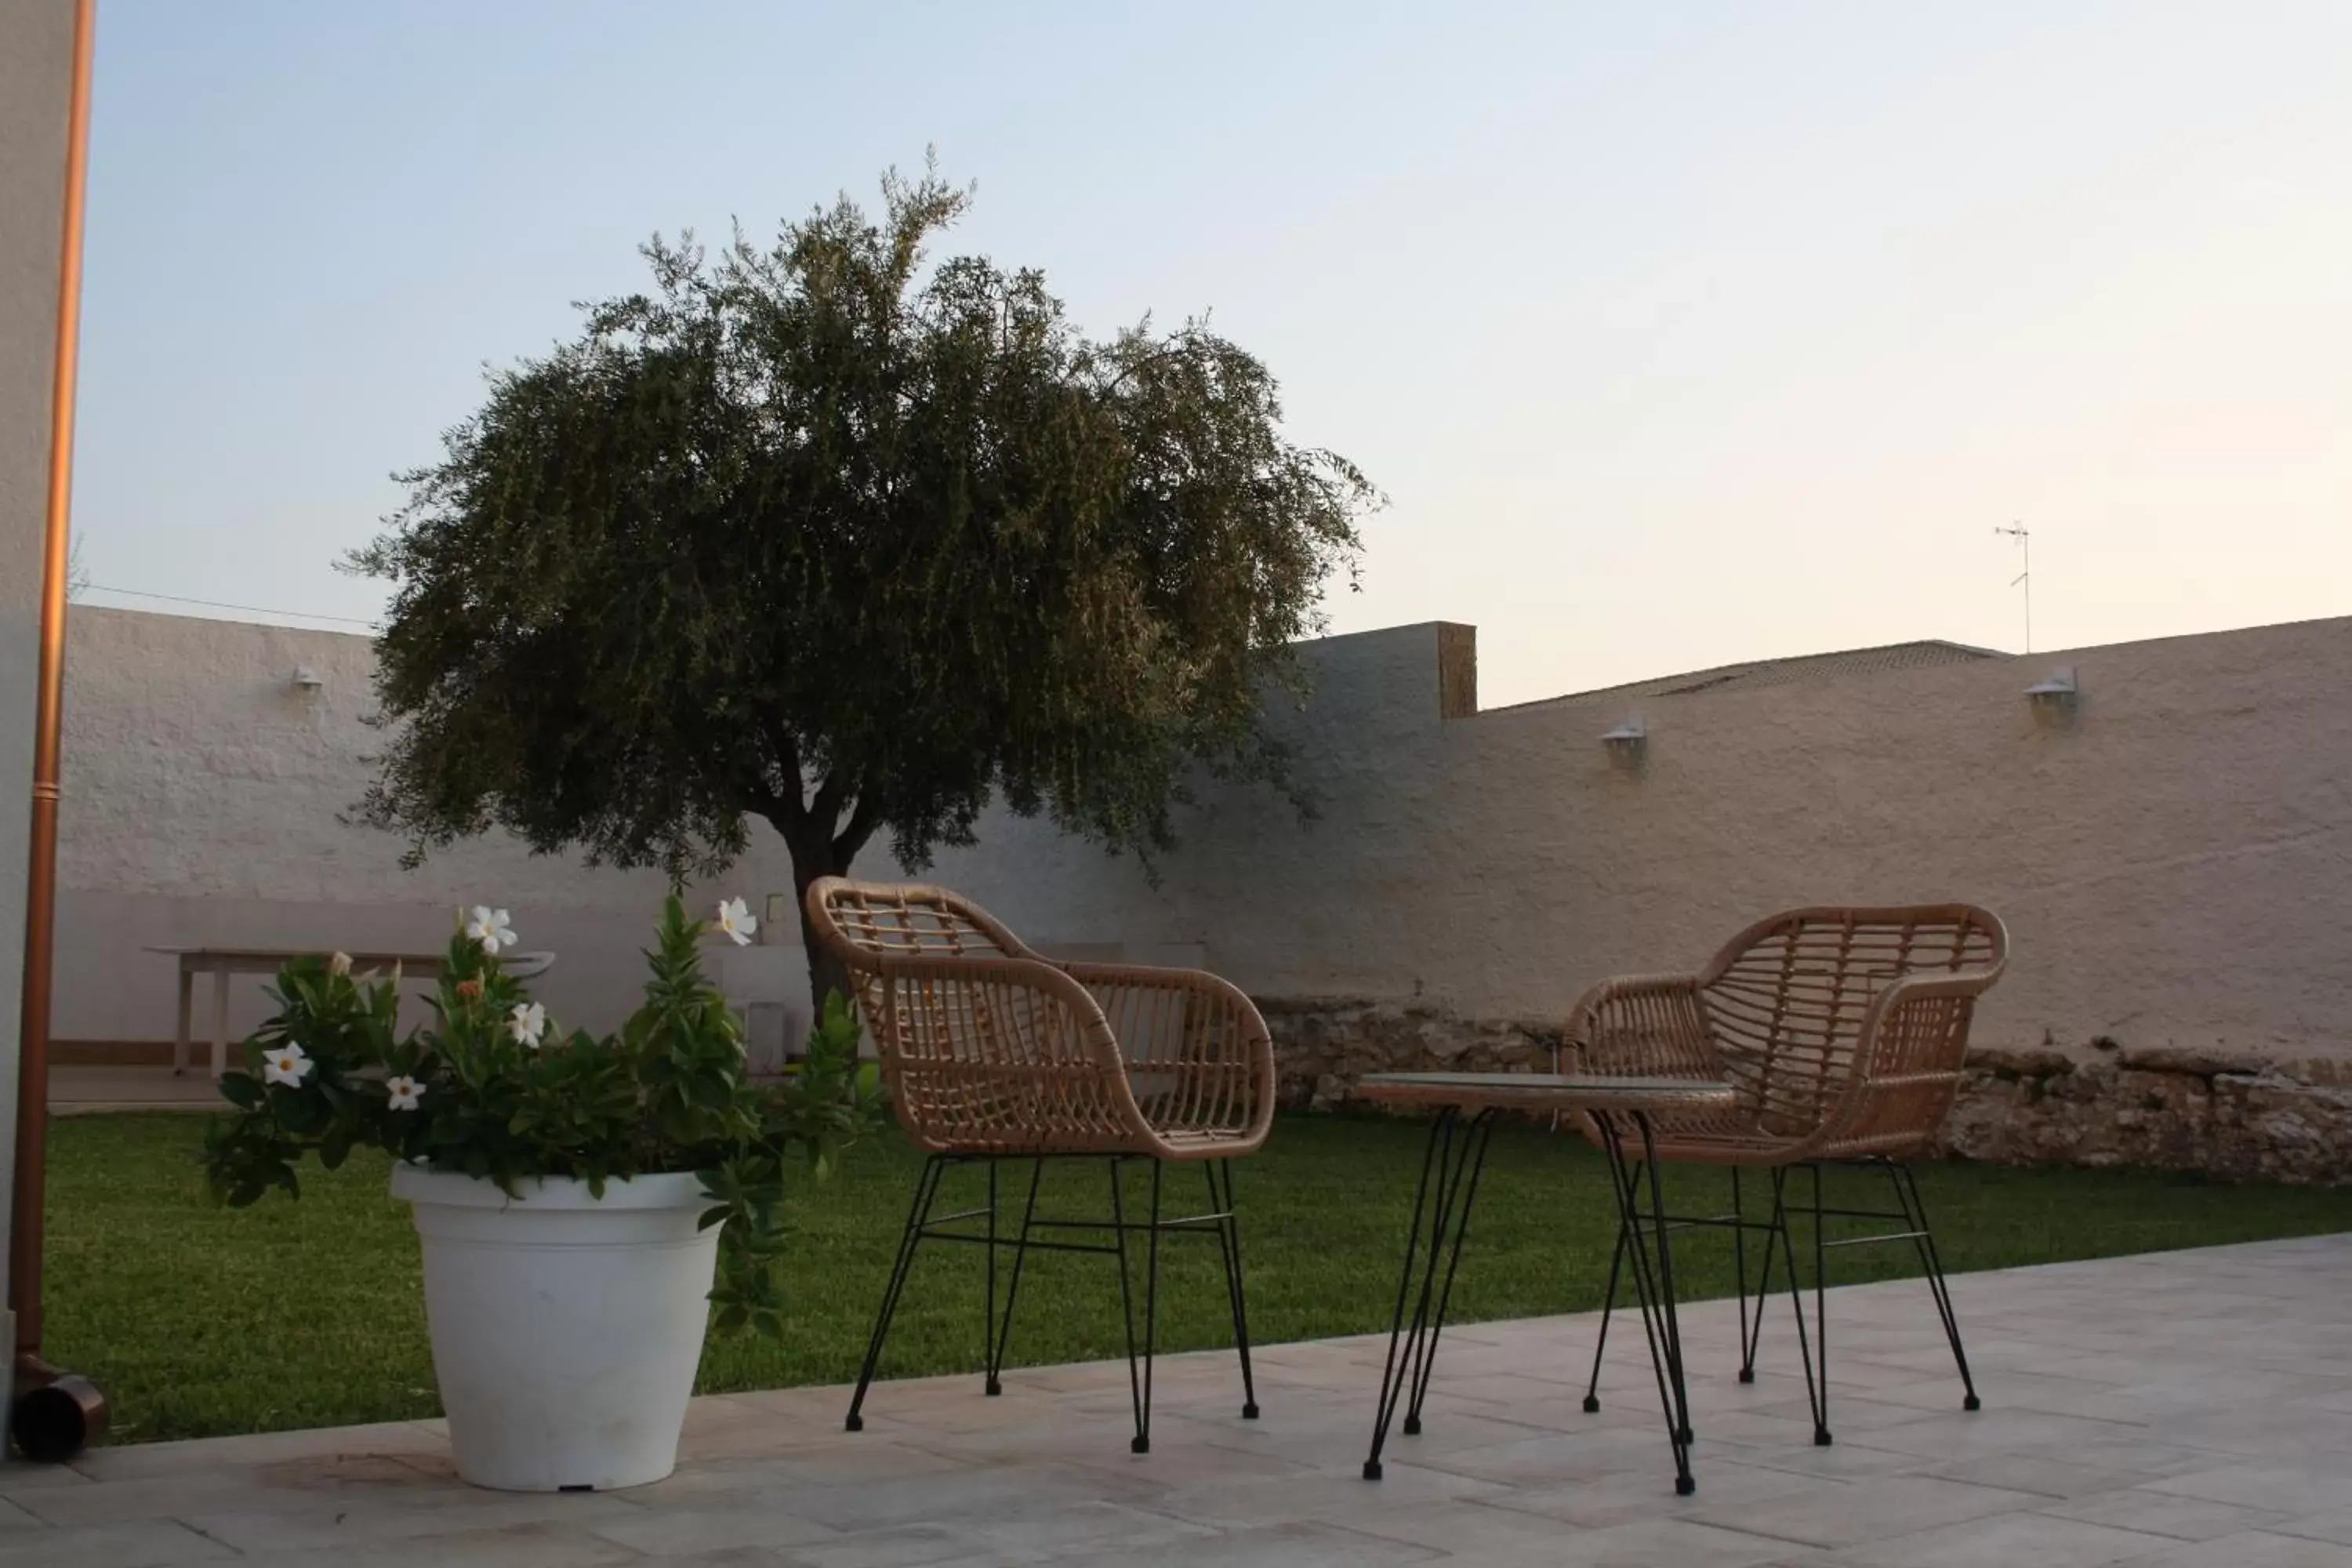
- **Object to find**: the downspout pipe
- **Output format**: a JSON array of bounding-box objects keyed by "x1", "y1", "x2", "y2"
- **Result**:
[{"x1": 10, "y1": 0, "x2": 107, "y2": 1463}]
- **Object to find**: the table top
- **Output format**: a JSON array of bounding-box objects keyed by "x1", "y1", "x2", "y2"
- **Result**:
[
  {"x1": 146, "y1": 948, "x2": 557, "y2": 982},
  {"x1": 145, "y1": 946, "x2": 451, "y2": 966},
  {"x1": 1355, "y1": 1071, "x2": 1740, "y2": 1114}
]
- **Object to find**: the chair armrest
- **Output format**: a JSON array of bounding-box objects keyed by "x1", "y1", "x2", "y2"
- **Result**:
[
  {"x1": 1793, "y1": 966, "x2": 2005, "y2": 1160},
  {"x1": 1563, "y1": 973, "x2": 1724, "y2": 1080},
  {"x1": 1058, "y1": 962, "x2": 1276, "y2": 1150}
]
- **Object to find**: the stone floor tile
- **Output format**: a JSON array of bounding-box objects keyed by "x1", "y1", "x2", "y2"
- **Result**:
[
  {"x1": 585, "y1": 1498, "x2": 843, "y2": 1556},
  {"x1": 777, "y1": 1523, "x2": 1027, "y2": 1568},
  {"x1": 1836, "y1": 1407, "x2": 2154, "y2": 1462},
  {"x1": 2107, "y1": 1532, "x2": 2352, "y2": 1566},
  {"x1": 2145, "y1": 1464, "x2": 2352, "y2": 1515},
  {"x1": 1496, "y1": 1517, "x2": 1799, "y2": 1567},
  {"x1": 1915, "y1": 1452, "x2": 2189, "y2": 1500},
  {"x1": 1704, "y1": 1436, "x2": 1941, "y2": 1481},
  {"x1": 1160, "y1": 1455, "x2": 1507, "y2": 1530},
  {"x1": 1293, "y1": 1494, "x2": 1584, "y2": 1557},
  {"x1": 1686, "y1": 1475, "x2": 2038, "y2": 1550},
  {"x1": 184, "y1": 1488, "x2": 650, "y2": 1552},
  {"x1": 964, "y1": 1498, "x2": 1217, "y2": 1558},
  {"x1": 1117, "y1": 1519, "x2": 1441, "y2": 1565},
  {"x1": 231, "y1": 1520, "x2": 648, "y2": 1567},
  {"x1": 1823, "y1": 1509, "x2": 2173, "y2": 1567},
  {"x1": 1401, "y1": 1422, "x2": 1683, "y2": 1486},
  {"x1": 0, "y1": 1518, "x2": 237, "y2": 1566},
  {"x1": 1493, "y1": 1455, "x2": 1825, "y2": 1528},
  {"x1": 2269, "y1": 1511, "x2": 2352, "y2": 1548},
  {"x1": 63, "y1": 1420, "x2": 446, "y2": 1482},
  {"x1": 2041, "y1": 1490, "x2": 2295, "y2": 1542}
]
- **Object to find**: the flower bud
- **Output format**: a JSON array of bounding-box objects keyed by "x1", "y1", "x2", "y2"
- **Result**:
[
  {"x1": 328, "y1": 952, "x2": 354, "y2": 978},
  {"x1": 456, "y1": 977, "x2": 485, "y2": 1003}
]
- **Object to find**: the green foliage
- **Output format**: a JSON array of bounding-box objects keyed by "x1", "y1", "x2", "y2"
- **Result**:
[
  {"x1": 348, "y1": 160, "x2": 1377, "y2": 999},
  {"x1": 201, "y1": 897, "x2": 887, "y2": 1334}
]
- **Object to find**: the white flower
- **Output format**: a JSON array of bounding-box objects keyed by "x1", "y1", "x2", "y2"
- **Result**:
[
  {"x1": 509, "y1": 1001, "x2": 547, "y2": 1049},
  {"x1": 716, "y1": 895, "x2": 757, "y2": 947},
  {"x1": 263, "y1": 1043, "x2": 314, "y2": 1087},
  {"x1": 465, "y1": 906, "x2": 516, "y2": 953},
  {"x1": 384, "y1": 1075, "x2": 424, "y2": 1112},
  {"x1": 328, "y1": 951, "x2": 353, "y2": 978}
]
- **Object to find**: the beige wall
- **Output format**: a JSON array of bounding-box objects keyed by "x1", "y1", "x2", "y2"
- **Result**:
[
  {"x1": 2, "y1": 0, "x2": 81, "y2": 1306},
  {"x1": 915, "y1": 615, "x2": 2352, "y2": 1068},
  {"x1": 51, "y1": 604, "x2": 2352, "y2": 1076},
  {"x1": 54, "y1": 608, "x2": 684, "y2": 1044}
]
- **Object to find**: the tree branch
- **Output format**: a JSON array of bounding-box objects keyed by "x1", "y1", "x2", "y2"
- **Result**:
[
  {"x1": 808, "y1": 767, "x2": 849, "y2": 841},
  {"x1": 832, "y1": 789, "x2": 884, "y2": 866}
]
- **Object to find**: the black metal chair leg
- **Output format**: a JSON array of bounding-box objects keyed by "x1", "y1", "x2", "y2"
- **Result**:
[
  {"x1": 1581, "y1": 1199, "x2": 1632, "y2": 1414},
  {"x1": 1762, "y1": 1165, "x2": 1825, "y2": 1443},
  {"x1": 1889, "y1": 1162, "x2": 1980, "y2": 1410},
  {"x1": 1730, "y1": 1167, "x2": 1755, "y2": 1383},
  {"x1": 1807, "y1": 1162, "x2": 1832, "y2": 1445},
  {"x1": 1108, "y1": 1157, "x2": 1146, "y2": 1455},
  {"x1": 847, "y1": 1154, "x2": 948, "y2": 1432},
  {"x1": 1206, "y1": 1161, "x2": 1261, "y2": 1419},
  {"x1": 1403, "y1": 1111, "x2": 1496, "y2": 1436},
  {"x1": 982, "y1": 1160, "x2": 998, "y2": 1396},
  {"x1": 985, "y1": 1159, "x2": 1044, "y2": 1396},
  {"x1": 1741, "y1": 1169, "x2": 1784, "y2": 1383},
  {"x1": 1134, "y1": 1160, "x2": 1164, "y2": 1454}
]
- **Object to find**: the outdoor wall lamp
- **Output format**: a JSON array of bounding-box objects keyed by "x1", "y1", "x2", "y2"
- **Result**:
[
  {"x1": 1602, "y1": 716, "x2": 1646, "y2": 763},
  {"x1": 2024, "y1": 667, "x2": 2078, "y2": 710},
  {"x1": 290, "y1": 665, "x2": 325, "y2": 691}
]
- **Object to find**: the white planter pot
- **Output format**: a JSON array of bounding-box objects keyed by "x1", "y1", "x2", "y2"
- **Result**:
[{"x1": 391, "y1": 1165, "x2": 720, "y2": 1491}]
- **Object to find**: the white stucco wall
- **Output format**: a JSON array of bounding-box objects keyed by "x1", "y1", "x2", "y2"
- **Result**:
[
  {"x1": 1, "y1": 0, "x2": 82, "y2": 1303},
  {"x1": 49, "y1": 604, "x2": 2352, "y2": 1073},
  {"x1": 54, "y1": 608, "x2": 683, "y2": 1043}
]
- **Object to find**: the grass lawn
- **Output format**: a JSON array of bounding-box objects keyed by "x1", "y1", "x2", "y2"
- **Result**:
[{"x1": 45, "y1": 1112, "x2": 2352, "y2": 1446}]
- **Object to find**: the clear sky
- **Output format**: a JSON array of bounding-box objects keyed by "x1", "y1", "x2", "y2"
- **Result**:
[{"x1": 70, "y1": 2, "x2": 2352, "y2": 706}]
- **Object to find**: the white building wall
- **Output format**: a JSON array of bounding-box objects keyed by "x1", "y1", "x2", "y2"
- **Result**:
[{"x1": 47, "y1": 605, "x2": 2352, "y2": 1076}]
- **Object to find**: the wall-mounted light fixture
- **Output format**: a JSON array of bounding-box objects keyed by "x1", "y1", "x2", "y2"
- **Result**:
[
  {"x1": 291, "y1": 665, "x2": 325, "y2": 691},
  {"x1": 2024, "y1": 666, "x2": 2078, "y2": 711},
  {"x1": 1602, "y1": 716, "x2": 1646, "y2": 764}
]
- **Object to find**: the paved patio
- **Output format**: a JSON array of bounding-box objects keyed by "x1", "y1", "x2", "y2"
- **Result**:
[{"x1": 4, "y1": 1234, "x2": 2350, "y2": 1566}]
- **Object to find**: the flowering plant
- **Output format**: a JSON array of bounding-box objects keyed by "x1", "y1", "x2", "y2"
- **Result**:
[{"x1": 204, "y1": 895, "x2": 884, "y2": 1335}]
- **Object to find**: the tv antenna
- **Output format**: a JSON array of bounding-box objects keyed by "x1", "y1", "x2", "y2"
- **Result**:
[{"x1": 1994, "y1": 523, "x2": 2031, "y2": 652}]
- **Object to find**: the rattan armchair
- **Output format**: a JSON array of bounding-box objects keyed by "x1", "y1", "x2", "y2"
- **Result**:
[
  {"x1": 1566, "y1": 906, "x2": 2009, "y2": 1445},
  {"x1": 806, "y1": 878, "x2": 1276, "y2": 1453}
]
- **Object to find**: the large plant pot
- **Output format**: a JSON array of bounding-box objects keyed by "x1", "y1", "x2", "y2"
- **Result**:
[{"x1": 390, "y1": 1165, "x2": 719, "y2": 1491}]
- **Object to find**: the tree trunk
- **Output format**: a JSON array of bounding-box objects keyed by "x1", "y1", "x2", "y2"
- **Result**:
[
  {"x1": 760, "y1": 782, "x2": 882, "y2": 1051},
  {"x1": 778, "y1": 831, "x2": 858, "y2": 1034},
  {"x1": 794, "y1": 866, "x2": 855, "y2": 1026}
]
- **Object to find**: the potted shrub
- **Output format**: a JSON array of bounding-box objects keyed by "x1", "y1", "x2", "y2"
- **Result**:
[{"x1": 203, "y1": 895, "x2": 882, "y2": 1491}]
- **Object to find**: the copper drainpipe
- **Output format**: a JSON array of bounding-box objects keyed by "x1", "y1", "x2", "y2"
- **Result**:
[{"x1": 9, "y1": 0, "x2": 107, "y2": 1461}]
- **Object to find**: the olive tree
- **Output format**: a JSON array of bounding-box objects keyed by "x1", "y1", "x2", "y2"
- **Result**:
[{"x1": 354, "y1": 167, "x2": 1374, "y2": 1007}]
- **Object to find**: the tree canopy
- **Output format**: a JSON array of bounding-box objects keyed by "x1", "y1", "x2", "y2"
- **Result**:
[{"x1": 354, "y1": 165, "x2": 1376, "y2": 1004}]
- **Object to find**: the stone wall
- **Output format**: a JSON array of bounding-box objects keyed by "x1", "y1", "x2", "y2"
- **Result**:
[
  {"x1": 1945, "y1": 1041, "x2": 2352, "y2": 1185},
  {"x1": 1263, "y1": 1000, "x2": 2352, "y2": 1185}
]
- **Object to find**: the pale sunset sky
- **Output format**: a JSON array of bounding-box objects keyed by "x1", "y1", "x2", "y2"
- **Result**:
[{"x1": 69, "y1": 2, "x2": 2352, "y2": 707}]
